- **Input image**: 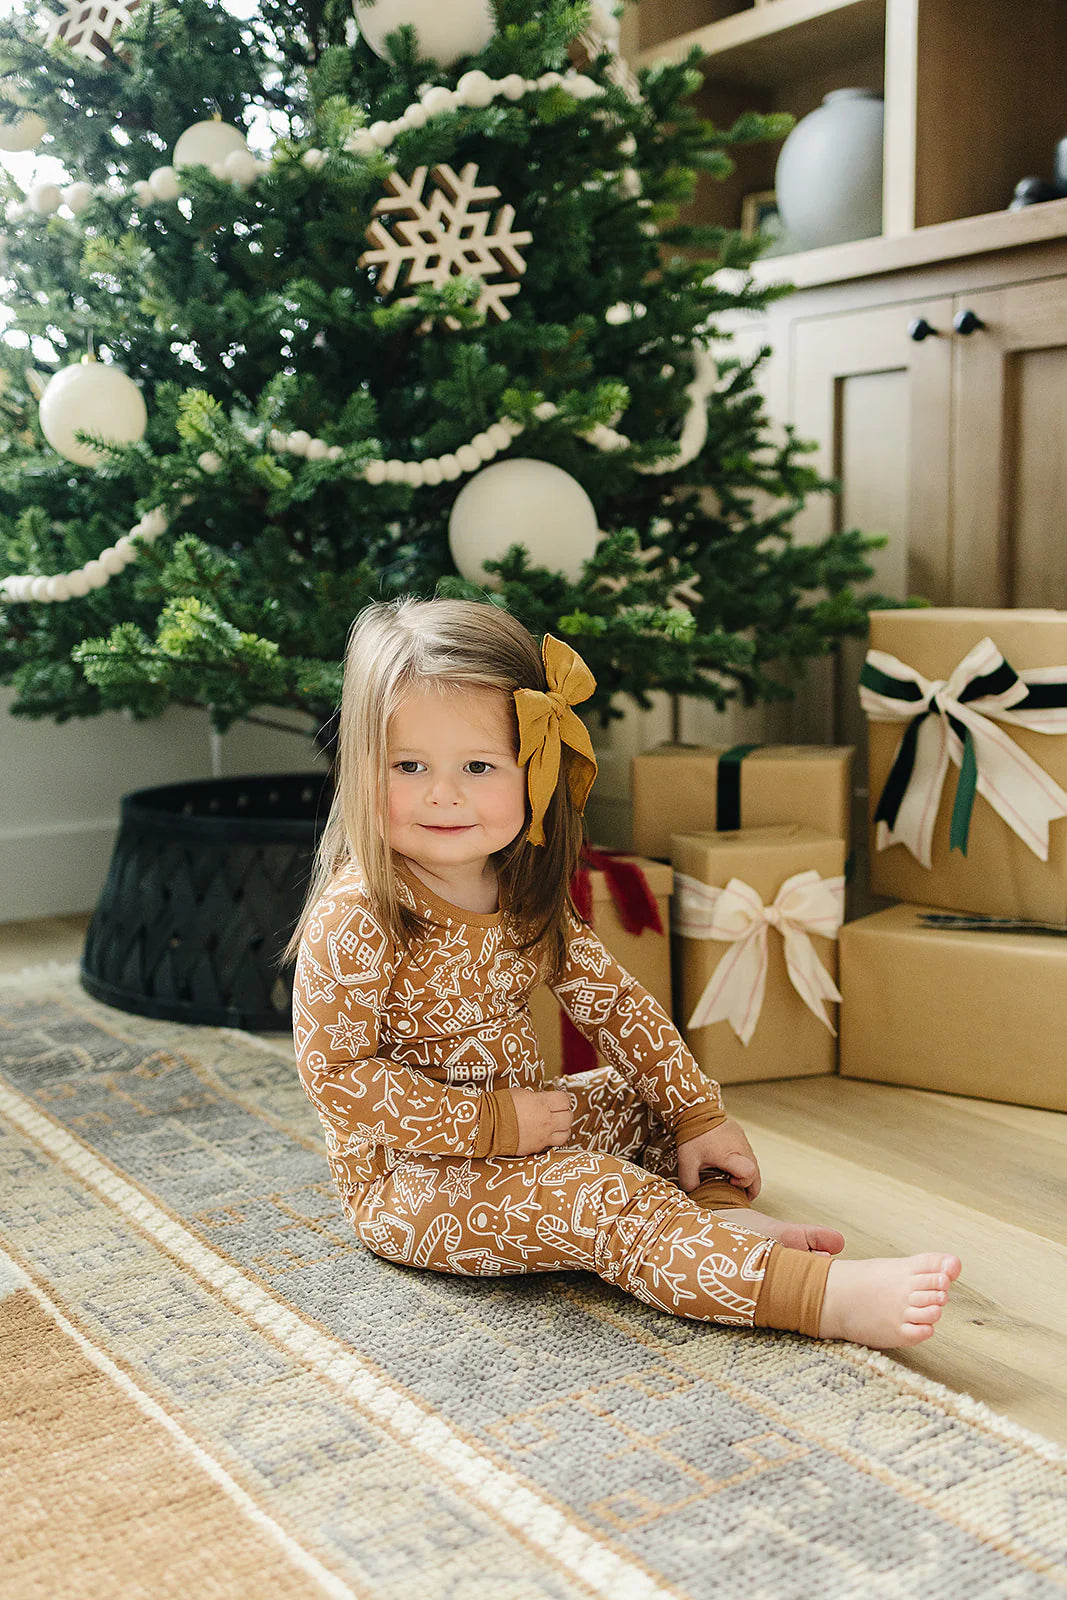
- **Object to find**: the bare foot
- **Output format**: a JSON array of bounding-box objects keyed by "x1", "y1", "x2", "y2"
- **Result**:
[
  {"x1": 713, "y1": 1206, "x2": 845, "y2": 1255},
  {"x1": 817, "y1": 1253, "x2": 963, "y2": 1349}
]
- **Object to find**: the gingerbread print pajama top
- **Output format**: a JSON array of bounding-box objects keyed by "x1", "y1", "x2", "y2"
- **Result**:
[{"x1": 292, "y1": 856, "x2": 821, "y2": 1331}]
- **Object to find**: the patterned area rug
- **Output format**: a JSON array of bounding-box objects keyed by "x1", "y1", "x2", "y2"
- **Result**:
[{"x1": 2, "y1": 962, "x2": 1066, "y2": 1600}]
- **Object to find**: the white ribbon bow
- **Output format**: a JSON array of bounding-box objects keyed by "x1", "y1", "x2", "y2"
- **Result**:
[
  {"x1": 860, "y1": 637, "x2": 1067, "y2": 867},
  {"x1": 672, "y1": 870, "x2": 845, "y2": 1046}
]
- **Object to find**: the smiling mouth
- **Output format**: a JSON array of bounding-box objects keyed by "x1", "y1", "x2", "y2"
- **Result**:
[{"x1": 422, "y1": 824, "x2": 474, "y2": 831}]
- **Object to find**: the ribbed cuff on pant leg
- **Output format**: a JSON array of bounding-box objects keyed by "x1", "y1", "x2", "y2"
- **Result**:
[{"x1": 752, "y1": 1244, "x2": 832, "y2": 1339}]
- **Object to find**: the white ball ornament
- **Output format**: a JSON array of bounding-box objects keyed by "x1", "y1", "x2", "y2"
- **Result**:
[
  {"x1": 500, "y1": 74, "x2": 526, "y2": 101},
  {"x1": 0, "y1": 109, "x2": 46, "y2": 152},
  {"x1": 225, "y1": 149, "x2": 261, "y2": 187},
  {"x1": 438, "y1": 453, "x2": 460, "y2": 481},
  {"x1": 82, "y1": 560, "x2": 108, "y2": 588},
  {"x1": 305, "y1": 437, "x2": 329, "y2": 461},
  {"x1": 46, "y1": 575, "x2": 72, "y2": 601},
  {"x1": 62, "y1": 181, "x2": 93, "y2": 214},
  {"x1": 28, "y1": 182, "x2": 62, "y2": 215},
  {"x1": 455, "y1": 443, "x2": 480, "y2": 474},
  {"x1": 0, "y1": 84, "x2": 46, "y2": 152},
  {"x1": 364, "y1": 459, "x2": 387, "y2": 485},
  {"x1": 448, "y1": 459, "x2": 600, "y2": 586},
  {"x1": 353, "y1": 0, "x2": 494, "y2": 68},
  {"x1": 65, "y1": 570, "x2": 92, "y2": 598},
  {"x1": 99, "y1": 547, "x2": 126, "y2": 575},
  {"x1": 173, "y1": 119, "x2": 249, "y2": 171},
  {"x1": 421, "y1": 458, "x2": 442, "y2": 486},
  {"x1": 132, "y1": 180, "x2": 154, "y2": 206},
  {"x1": 287, "y1": 429, "x2": 311, "y2": 456},
  {"x1": 39, "y1": 361, "x2": 148, "y2": 468},
  {"x1": 30, "y1": 576, "x2": 52, "y2": 602},
  {"x1": 148, "y1": 165, "x2": 180, "y2": 202}
]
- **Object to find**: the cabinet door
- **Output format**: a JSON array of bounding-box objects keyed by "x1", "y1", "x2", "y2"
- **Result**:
[
  {"x1": 787, "y1": 296, "x2": 955, "y2": 748},
  {"x1": 951, "y1": 277, "x2": 1067, "y2": 607}
]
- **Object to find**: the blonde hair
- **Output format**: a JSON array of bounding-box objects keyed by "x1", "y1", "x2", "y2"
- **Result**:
[{"x1": 280, "y1": 597, "x2": 590, "y2": 983}]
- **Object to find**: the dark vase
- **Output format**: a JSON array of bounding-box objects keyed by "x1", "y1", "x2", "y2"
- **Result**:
[{"x1": 80, "y1": 771, "x2": 333, "y2": 1031}]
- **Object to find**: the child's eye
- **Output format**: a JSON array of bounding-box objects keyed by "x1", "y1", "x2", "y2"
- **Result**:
[
  {"x1": 394, "y1": 760, "x2": 424, "y2": 774},
  {"x1": 466, "y1": 761, "x2": 493, "y2": 775}
]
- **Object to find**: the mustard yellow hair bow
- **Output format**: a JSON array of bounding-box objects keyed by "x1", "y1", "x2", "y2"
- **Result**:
[{"x1": 514, "y1": 634, "x2": 598, "y2": 846}]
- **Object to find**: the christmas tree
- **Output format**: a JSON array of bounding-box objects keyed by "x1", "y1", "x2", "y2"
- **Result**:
[{"x1": 0, "y1": 0, "x2": 883, "y2": 772}]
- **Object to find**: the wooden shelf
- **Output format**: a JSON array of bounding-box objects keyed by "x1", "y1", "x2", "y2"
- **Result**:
[
  {"x1": 628, "y1": 0, "x2": 1067, "y2": 250},
  {"x1": 748, "y1": 196, "x2": 1067, "y2": 289},
  {"x1": 636, "y1": 0, "x2": 886, "y2": 85}
]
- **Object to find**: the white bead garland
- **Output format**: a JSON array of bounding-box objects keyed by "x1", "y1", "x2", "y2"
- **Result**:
[
  {"x1": 0, "y1": 66, "x2": 722, "y2": 606},
  {"x1": 2, "y1": 343, "x2": 717, "y2": 603},
  {"x1": 0, "y1": 502, "x2": 176, "y2": 604},
  {"x1": 1, "y1": 69, "x2": 637, "y2": 224}
]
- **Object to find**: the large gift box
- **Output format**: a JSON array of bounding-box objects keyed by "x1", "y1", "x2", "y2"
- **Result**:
[
  {"x1": 839, "y1": 903, "x2": 1067, "y2": 1111},
  {"x1": 529, "y1": 850, "x2": 673, "y2": 1076},
  {"x1": 862, "y1": 608, "x2": 1067, "y2": 921},
  {"x1": 670, "y1": 825, "x2": 846, "y2": 1085},
  {"x1": 632, "y1": 742, "x2": 853, "y2": 862}
]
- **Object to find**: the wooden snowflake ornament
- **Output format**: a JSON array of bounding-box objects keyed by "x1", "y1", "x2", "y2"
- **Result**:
[
  {"x1": 44, "y1": 0, "x2": 141, "y2": 60},
  {"x1": 360, "y1": 163, "x2": 533, "y2": 327}
]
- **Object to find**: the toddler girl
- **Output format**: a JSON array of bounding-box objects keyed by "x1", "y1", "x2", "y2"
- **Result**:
[{"x1": 286, "y1": 597, "x2": 961, "y2": 1348}]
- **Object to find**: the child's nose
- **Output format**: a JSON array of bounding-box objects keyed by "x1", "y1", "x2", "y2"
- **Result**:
[{"x1": 428, "y1": 772, "x2": 464, "y2": 804}]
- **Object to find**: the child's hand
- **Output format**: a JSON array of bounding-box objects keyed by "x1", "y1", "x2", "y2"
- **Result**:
[
  {"x1": 676, "y1": 1117, "x2": 762, "y2": 1203},
  {"x1": 509, "y1": 1088, "x2": 574, "y2": 1156}
]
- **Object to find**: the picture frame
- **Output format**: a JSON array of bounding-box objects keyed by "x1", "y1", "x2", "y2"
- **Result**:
[{"x1": 740, "y1": 188, "x2": 780, "y2": 239}]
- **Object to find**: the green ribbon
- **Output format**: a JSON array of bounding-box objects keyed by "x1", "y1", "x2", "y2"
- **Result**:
[{"x1": 716, "y1": 743, "x2": 761, "y2": 831}]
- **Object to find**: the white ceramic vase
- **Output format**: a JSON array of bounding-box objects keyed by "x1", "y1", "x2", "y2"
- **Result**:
[{"x1": 775, "y1": 87, "x2": 885, "y2": 250}]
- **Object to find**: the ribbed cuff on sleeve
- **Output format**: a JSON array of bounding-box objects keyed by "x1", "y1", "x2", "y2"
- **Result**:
[
  {"x1": 472, "y1": 1086, "x2": 520, "y2": 1157},
  {"x1": 672, "y1": 1101, "x2": 727, "y2": 1148}
]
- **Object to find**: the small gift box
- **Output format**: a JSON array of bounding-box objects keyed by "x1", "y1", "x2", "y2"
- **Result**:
[
  {"x1": 670, "y1": 825, "x2": 846, "y2": 1085},
  {"x1": 631, "y1": 742, "x2": 853, "y2": 862},
  {"x1": 839, "y1": 903, "x2": 1067, "y2": 1111},
  {"x1": 529, "y1": 849, "x2": 673, "y2": 1076},
  {"x1": 862, "y1": 608, "x2": 1067, "y2": 921}
]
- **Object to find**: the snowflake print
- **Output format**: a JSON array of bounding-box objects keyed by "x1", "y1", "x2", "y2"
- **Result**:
[
  {"x1": 441, "y1": 1161, "x2": 478, "y2": 1206},
  {"x1": 360, "y1": 163, "x2": 533, "y2": 326},
  {"x1": 324, "y1": 1013, "x2": 370, "y2": 1054},
  {"x1": 45, "y1": 0, "x2": 140, "y2": 59}
]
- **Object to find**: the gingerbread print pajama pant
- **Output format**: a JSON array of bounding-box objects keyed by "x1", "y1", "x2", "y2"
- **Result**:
[{"x1": 343, "y1": 1063, "x2": 780, "y2": 1327}]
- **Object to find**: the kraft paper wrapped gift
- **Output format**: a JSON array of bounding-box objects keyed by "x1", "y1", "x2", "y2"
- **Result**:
[
  {"x1": 862, "y1": 608, "x2": 1067, "y2": 921},
  {"x1": 670, "y1": 825, "x2": 846, "y2": 1085},
  {"x1": 529, "y1": 852, "x2": 673, "y2": 1076},
  {"x1": 839, "y1": 903, "x2": 1067, "y2": 1111},
  {"x1": 631, "y1": 743, "x2": 853, "y2": 862}
]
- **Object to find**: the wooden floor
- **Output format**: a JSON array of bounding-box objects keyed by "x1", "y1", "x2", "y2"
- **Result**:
[{"x1": 3, "y1": 913, "x2": 1066, "y2": 1449}]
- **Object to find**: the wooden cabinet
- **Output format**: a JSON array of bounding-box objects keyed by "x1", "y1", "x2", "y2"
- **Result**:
[
  {"x1": 585, "y1": 3, "x2": 1067, "y2": 848},
  {"x1": 950, "y1": 278, "x2": 1067, "y2": 609}
]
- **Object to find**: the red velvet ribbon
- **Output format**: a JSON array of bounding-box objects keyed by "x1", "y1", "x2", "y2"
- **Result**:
[{"x1": 560, "y1": 847, "x2": 665, "y2": 1074}]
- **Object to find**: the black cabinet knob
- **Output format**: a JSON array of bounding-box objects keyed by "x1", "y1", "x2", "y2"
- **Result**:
[
  {"x1": 908, "y1": 317, "x2": 938, "y2": 341},
  {"x1": 953, "y1": 309, "x2": 986, "y2": 335}
]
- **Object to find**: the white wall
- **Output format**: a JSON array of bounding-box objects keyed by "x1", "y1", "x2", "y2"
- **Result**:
[{"x1": 0, "y1": 691, "x2": 326, "y2": 923}]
